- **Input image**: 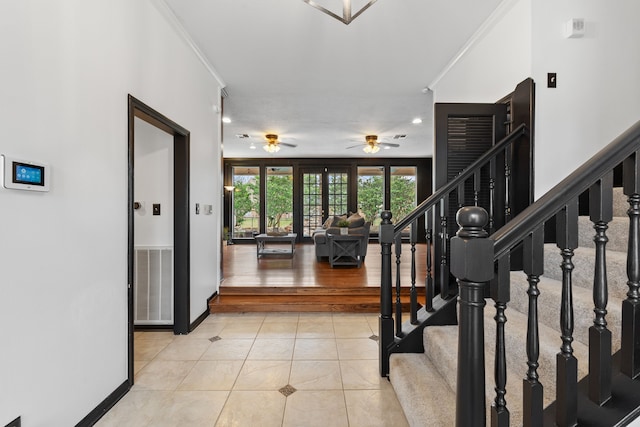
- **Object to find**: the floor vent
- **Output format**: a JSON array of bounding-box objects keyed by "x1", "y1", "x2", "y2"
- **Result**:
[{"x1": 134, "y1": 247, "x2": 173, "y2": 325}]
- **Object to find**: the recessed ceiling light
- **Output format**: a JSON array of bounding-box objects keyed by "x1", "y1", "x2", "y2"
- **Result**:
[
  {"x1": 383, "y1": 146, "x2": 391, "y2": 150},
  {"x1": 222, "y1": 117, "x2": 231, "y2": 124},
  {"x1": 412, "y1": 118, "x2": 422, "y2": 124},
  {"x1": 249, "y1": 144, "x2": 256, "y2": 150}
]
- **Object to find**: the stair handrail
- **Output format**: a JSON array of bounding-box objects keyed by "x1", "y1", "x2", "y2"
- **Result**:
[
  {"x1": 452, "y1": 119, "x2": 640, "y2": 426},
  {"x1": 378, "y1": 123, "x2": 530, "y2": 377},
  {"x1": 492, "y1": 120, "x2": 640, "y2": 257},
  {"x1": 392, "y1": 123, "x2": 530, "y2": 234}
]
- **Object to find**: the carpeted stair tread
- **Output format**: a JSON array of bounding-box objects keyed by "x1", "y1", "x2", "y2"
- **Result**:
[
  {"x1": 389, "y1": 353, "x2": 455, "y2": 427},
  {"x1": 509, "y1": 271, "x2": 622, "y2": 351},
  {"x1": 543, "y1": 244, "x2": 629, "y2": 302},
  {"x1": 422, "y1": 325, "x2": 523, "y2": 425},
  {"x1": 613, "y1": 187, "x2": 628, "y2": 217},
  {"x1": 578, "y1": 216, "x2": 629, "y2": 253}
]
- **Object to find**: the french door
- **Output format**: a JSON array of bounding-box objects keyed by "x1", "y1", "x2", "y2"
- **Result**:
[{"x1": 299, "y1": 168, "x2": 349, "y2": 239}]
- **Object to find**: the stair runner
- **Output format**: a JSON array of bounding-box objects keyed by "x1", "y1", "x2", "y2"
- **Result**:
[{"x1": 389, "y1": 188, "x2": 631, "y2": 426}]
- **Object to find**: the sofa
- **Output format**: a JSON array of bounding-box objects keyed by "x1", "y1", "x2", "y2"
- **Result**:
[{"x1": 312, "y1": 213, "x2": 371, "y2": 262}]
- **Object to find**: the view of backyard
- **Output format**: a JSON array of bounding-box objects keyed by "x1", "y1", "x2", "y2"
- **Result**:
[{"x1": 229, "y1": 165, "x2": 417, "y2": 239}]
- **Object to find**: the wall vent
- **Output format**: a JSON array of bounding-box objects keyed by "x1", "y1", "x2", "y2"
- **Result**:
[{"x1": 134, "y1": 247, "x2": 173, "y2": 325}]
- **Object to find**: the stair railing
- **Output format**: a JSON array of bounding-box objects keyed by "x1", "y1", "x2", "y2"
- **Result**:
[
  {"x1": 379, "y1": 123, "x2": 530, "y2": 376},
  {"x1": 452, "y1": 120, "x2": 640, "y2": 426}
]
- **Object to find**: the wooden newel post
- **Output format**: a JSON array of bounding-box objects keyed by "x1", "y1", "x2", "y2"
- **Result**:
[
  {"x1": 451, "y1": 206, "x2": 494, "y2": 427},
  {"x1": 379, "y1": 210, "x2": 394, "y2": 377}
]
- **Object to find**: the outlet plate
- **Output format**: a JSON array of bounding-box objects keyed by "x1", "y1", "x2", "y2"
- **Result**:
[{"x1": 547, "y1": 73, "x2": 557, "y2": 88}]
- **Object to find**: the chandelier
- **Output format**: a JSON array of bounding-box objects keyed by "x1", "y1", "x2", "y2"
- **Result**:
[{"x1": 303, "y1": 0, "x2": 378, "y2": 25}]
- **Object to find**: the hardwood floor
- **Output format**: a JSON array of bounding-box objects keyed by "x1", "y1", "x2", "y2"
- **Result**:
[{"x1": 210, "y1": 241, "x2": 428, "y2": 313}]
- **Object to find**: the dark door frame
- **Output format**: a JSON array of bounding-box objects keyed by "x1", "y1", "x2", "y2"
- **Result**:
[{"x1": 127, "y1": 95, "x2": 190, "y2": 385}]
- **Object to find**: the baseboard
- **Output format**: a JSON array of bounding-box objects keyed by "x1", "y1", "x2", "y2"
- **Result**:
[
  {"x1": 189, "y1": 291, "x2": 218, "y2": 332},
  {"x1": 75, "y1": 379, "x2": 130, "y2": 427}
]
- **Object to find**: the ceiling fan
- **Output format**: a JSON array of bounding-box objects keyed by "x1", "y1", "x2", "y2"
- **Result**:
[
  {"x1": 262, "y1": 134, "x2": 297, "y2": 153},
  {"x1": 346, "y1": 135, "x2": 400, "y2": 153}
]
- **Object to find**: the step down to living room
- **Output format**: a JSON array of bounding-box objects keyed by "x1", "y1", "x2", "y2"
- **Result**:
[{"x1": 212, "y1": 243, "x2": 427, "y2": 313}]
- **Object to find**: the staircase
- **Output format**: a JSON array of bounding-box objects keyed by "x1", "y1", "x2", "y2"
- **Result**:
[
  {"x1": 379, "y1": 120, "x2": 640, "y2": 426},
  {"x1": 389, "y1": 189, "x2": 630, "y2": 426}
]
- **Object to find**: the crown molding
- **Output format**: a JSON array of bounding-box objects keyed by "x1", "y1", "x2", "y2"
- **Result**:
[{"x1": 151, "y1": 0, "x2": 227, "y2": 89}]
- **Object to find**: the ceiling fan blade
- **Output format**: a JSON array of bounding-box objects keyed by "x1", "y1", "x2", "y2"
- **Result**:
[
  {"x1": 280, "y1": 142, "x2": 297, "y2": 148},
  {"x1": 379, "y1": 142, "x2": 400, "y2": 148},
  {"x1": 345, "y1": 144, "x2": 363, "y2": 149}
]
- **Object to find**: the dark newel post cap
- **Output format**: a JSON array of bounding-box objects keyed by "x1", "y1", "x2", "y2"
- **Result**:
[
  {"x1": 380, "y1": 210, "x2": 392, "y2": 224},
  {"x1": 450, "y1": 206, "x2": 493, "y2": 282},
  {"x1": 456, "y1": 206, "x2": 489, "y2": 238}
]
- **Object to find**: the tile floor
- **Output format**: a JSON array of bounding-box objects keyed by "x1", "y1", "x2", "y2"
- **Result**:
[{"x1": 96, "y1": 312, "x2": 409, "y2": 427}]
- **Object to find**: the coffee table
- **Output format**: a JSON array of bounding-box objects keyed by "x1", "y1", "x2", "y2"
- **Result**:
[
  {"x1": 328, "y1": 234, "x2": 363, "y2": 268},
  {"x1": 255, "y1": 233, "x2": 297, "y2": 258}
]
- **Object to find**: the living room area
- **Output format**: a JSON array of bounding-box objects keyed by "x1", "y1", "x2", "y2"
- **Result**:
[{"x1": 214, "y1": 157, "x2": 433, "y2": 313}]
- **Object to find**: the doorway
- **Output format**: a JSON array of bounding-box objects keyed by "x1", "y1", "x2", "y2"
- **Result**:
[{"x1": 127, "y1": 95, "x2": 190, "y2": 384}]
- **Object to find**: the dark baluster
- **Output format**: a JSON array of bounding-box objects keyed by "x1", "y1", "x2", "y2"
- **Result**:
[
  {"x1": 379, "y1": 210, "x2": 394, "y2": 377},
  {"x1": 474, "y1": 169, "x2": 481, "y2": 207},
  {"x1": 555, "y1": 200, "x2": 579, "y2": 427},
  {"x1": 395, "y1": 233, "x2": 403, "y2": 337},
  {"x1": 451, "y1": 206, "x2": 494, "y2": 427},
  {"x1": 492, "y1": 255, "x2": 510, "y2": 427},
  {"x1": 489, "y1": 158, "x2": 496, "y2": 233},
  {"x1": 589, "y1": 172, "x2": 613, "y2": 404},
  {"x1": 504, "y1": 146, "x2": 512, "y2": 223},
  {"x1": 410, "y1": 221, "x2": 418, "y2": 324},
  {"x1": 426, "y1": 208, "x2": 434, "y2": 311},
  {"x1": 458, "y1": 181, "x2": 465, "y2": 209},
  {"x1": 440, "y1": 198, "x2": 450, "y2": 296},
  {"x1": 622, "y1": 152, "x2": 640, "y2": 379},
  {"x1": 523, "y1": 227, "x2": 544, "y2": 427}
]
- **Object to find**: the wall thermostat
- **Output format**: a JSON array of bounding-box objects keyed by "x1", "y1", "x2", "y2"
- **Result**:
[{"x1": 1, "y1": 155, "x2": 50, "y2": 192}]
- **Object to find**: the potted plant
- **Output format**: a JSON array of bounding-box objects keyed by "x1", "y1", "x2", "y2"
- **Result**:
[{"x1": 337, "y1": 219, "x2": 350, "y2": 235}]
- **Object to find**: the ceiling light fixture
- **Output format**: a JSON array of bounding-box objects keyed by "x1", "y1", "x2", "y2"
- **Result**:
[
  {"x1": 222, "y1": 117, "x2": 231, "y2": 123},
  {"x1": 303, "y1": 0, "x2": 377, "y2": 25},
  {"x1": 363, "y1": 144, "x2": 380, "y2": 154},
  {"x1": 263, "y1": 134, "x2": 281, "y2": 153},
  {"x1": 263, "y1": 143, "x2": 281, "y2": 153},
  {"x1": 412, "y1": 118, "x2": 422, "y2": 124}
]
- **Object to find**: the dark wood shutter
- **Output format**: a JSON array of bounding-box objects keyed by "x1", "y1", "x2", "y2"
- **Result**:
[{"x1": 435, "y1": 103, "x2": 508, "y2": 235}]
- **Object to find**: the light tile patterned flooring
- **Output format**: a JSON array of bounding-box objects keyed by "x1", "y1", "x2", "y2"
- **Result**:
[{"x1": 97, "y1": 312, "x2": 409, "y2": 427}]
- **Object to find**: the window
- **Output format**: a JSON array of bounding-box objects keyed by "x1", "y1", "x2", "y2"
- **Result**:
[
  {"x1": 390, "y1": 166, "x2": 417, "y2": 224},
  {"x1": 232, "y1": 166, "x2": 260, "y2": 239},
  {"x1": 266, "y1": 167, "x2": 293, "y2": 232},
  {"x1": 357, "y1": 166, "x2": 384, "y2": 233},
  {"x1": 302, "y1": 172, "x2": 322, "y2": 238},
  {"x1": 327, "y1": 171, "x2": 348, "y2": 216}
]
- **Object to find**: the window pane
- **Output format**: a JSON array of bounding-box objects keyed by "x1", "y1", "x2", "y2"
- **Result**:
[
  {"x1": 302, "y1": 173, "x2": 322, "y2": 238},
  {"x1": 327, "y1": 172, "x2": 348, "y2": 216},
  {"x1": 357, "y1": 166, "x2": 384, "y2": 233},
  {"x1": 232, "y1": 166, "x2": 260, "y2": 239},
  {"x1": 266, "y1": 167, "x2": 293, "y2": 233},
  {"x1": 390, "y1": 166, "x2": 417, "y2": 224}
]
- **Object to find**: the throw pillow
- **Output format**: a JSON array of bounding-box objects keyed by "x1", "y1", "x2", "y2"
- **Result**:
[
  {"x1": 330, "y1": 214, "x2": 347, "y2": 227},
  {"x1": 346, "y1": 213, "x2": 365, "y2": 228},
  {"x1": 322, "y1": 217, "x2": 332, "y2": 229}
]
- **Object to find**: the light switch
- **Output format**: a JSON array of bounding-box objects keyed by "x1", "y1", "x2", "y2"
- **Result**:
[{"x1": 153, "y1": 204, "x2": 161, "y2": 215}]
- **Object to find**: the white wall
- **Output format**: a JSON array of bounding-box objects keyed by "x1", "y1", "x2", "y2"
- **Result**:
[
  {"x1": 531, "y1": 0, "x2": 640, "y2": 195},
  {"x1": 0, "y1": 1, "x2": 222, "y2": 425},
  {"x1": 431, "y1": 0, "x2": 640, "y2": 198},
  {"x1": 431, "y1": 0, "x2": 532, "y2": 103},
  {"x1": 134, "y1": 118, "x2": 174, "y2": 246}
]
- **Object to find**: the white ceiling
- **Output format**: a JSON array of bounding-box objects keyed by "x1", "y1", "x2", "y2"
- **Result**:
[{"x1": 163, "y1": 0, "x2": 504, "y2": 158}]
